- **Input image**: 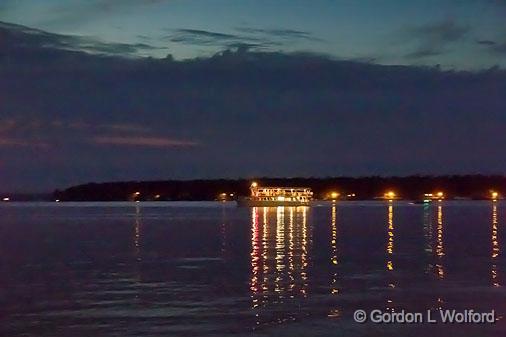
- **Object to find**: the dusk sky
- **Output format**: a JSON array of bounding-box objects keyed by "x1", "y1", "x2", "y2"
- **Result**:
[{"x1": 1, "y1": 0, "x2": 506, "y2": 191}]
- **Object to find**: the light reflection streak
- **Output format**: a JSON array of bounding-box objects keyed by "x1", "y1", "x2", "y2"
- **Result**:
[
  {"x1": 134, "y1": 204, "x2": 141, "y2": 262},
  {"x1": 301, "y1": 206, "x2": 309, "y2": 297},
  {"x1": 249, "y1": 206, "x2": 311, "y2": 327},
  {"x1": 492, "y1": 202, "x2": 500, "y2": 287},
  {"x1": 423, "y1": 202, "x2": 434, "y2": 275},
  {"x1": 328, "y1": 204, "x2": 340, "y2": 318},
  {"x1": 275, "y1": 207, "x2": 285, "y2": 299},
  {"x1": 220, "y1": 204, "x2": 227, "y2": 255},
  {"x1": 386, "y1": 204, "x2": 394, "y2": 270},
  {"x1": 250, "y1": 207, "x2": 260, "y2": 300},
  {"x1": 288, "y1": 207, "x2": 295, "y2": 293},
  {"x1": 385, "y1": 203, "x2": 395, "y2": 311},
  {"x1": 423, "y1": 202, "x2": 433, "y2": 253},
  {"x1": 435, "y1": 204, "x2": 445, "y2": 281},
  {"x1": 429, "y1": 203, "x2": 445, "y2": 310},
  {"x1": 262, "y1": 207, "x2": 269, "y2": 298}
]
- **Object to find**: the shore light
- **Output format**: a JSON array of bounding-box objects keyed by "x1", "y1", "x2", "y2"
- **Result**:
[
  {"x1": 384, "y1": 191, "x2": 396, "y2": 200},
  {"x1": 436, "y1": 191, "x2": 444, "y2": 200},
  {"x1": 130, "y1": 191, "x2": 141, "y2": 202}
]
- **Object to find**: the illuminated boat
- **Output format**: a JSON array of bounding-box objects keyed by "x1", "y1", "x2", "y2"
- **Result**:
[{"x1": 236, "y1": 182, "x2": 313, "y2": 207}]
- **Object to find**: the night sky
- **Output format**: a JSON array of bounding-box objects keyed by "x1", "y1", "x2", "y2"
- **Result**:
[{"x1": 1, "y1": 0, "x2": 506, "y2": 191}]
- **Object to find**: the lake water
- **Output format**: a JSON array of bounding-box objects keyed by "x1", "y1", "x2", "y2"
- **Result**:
[{"x1": 1, "y1": 201, "x2": 505, "y2": 336}]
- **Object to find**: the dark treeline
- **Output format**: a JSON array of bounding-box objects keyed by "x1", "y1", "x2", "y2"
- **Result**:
[
  {"x1": 54, "y1": 175, "x2": 506, "y2": 201},
  {"x1": 2, "y1": 193, "x2": 53, "y2": 201}
]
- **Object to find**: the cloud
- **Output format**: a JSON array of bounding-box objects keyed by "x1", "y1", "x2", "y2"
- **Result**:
[
  {"x1": 403, "y1": 20, "x2": 470, "y2": 59},
  {"x1": 166, "y1": 28, "x2": 276, "y2": 50},
  {"x1": 173, "y1": 29, "x2": 239, "y2": 41},
  {"x1": 406, "y1": 47, "x2": 444, "y2": 59},
  {"x1": 1, "y1": 118, "x2": 150, "y2": 133},
  {"x1": 477, "y1": 39, "x2": 506, "y2": 54},
  {"x1": 477, "y1": 40, "x2": 496, "y2": 46},
  {"x1": 92, "y1": 136, "x2": 198, "y2": 148},
  {"x1": 0, "y1": 138, "x2": 50, "y2": 148},
  {"x1": 0, "y1": 21, "x2": 161, "y2": 56},
  {"x1": 0, "y1": 117, "x2": 156, "y2": 150},
  {"x1": 166, "y1": 26, "x2": 321, "y2": 50},
  {"x1": 99, "y1": 124, "x2": 151, "y2": 133},
  {"x1": 1, "y1": 21, "x2": 506, "y2": 191},
  {"x1": 235, "y1": 27, "x2": 322, "y2": 42}
]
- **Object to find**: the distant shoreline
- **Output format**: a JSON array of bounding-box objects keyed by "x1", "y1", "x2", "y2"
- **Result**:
[
  {"x1": 0, "y1": 200, "x2": 502, "y2": 205},
  {"x1": 42, "y1": 175, "x2": 506, "y2": 202}
]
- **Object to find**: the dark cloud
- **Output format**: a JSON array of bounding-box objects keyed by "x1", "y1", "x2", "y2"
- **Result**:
[
  {"x1": 477, "y1": 40, "x2": 496, "y2": 46},
  {"x1": 0, "y1": 21, "x2": 162, "y2": 56},
  {"x1": 92, "y1": 136, "x2": 198, "y2": 148},
  {"x1": 235, "y1": 27, "x2": 322, "y2": 42},
  {"x1": 174, "y1": 29, "x2": 239, "y2": 41},
  {"x1": 166, "y1": 26, "x2": 321, "y2": 50},
  {"x1": 405, "y1": 47, "x2": 444, "y2": 59},
  {"x1": 403, "y1": 20, "x2": 470, "y2": 59},
  {"x1": 1, "y1": 21, "x2": 506, "y2": 191},
  {"x1": 477, "y1": 38, "x2": 506, "y2": 54},
  {"x1": 99, "y1": 124, "x2": 152, "y2": 133},
  {"x1": 166, "y1": 28, "x2": 278, "y2": 50},
  {"x1": 0, "y1": 117, "x2": 180, "y2": 149}
]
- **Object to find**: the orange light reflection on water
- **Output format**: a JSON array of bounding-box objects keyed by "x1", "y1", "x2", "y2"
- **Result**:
[{"x1": 249, "y1": 206, "x2": 311, "y2": 327}]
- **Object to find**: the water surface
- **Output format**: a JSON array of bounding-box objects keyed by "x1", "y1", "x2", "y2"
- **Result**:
[{"x1": 0, "y1": 201, "x2": 505, "y2": 336}]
